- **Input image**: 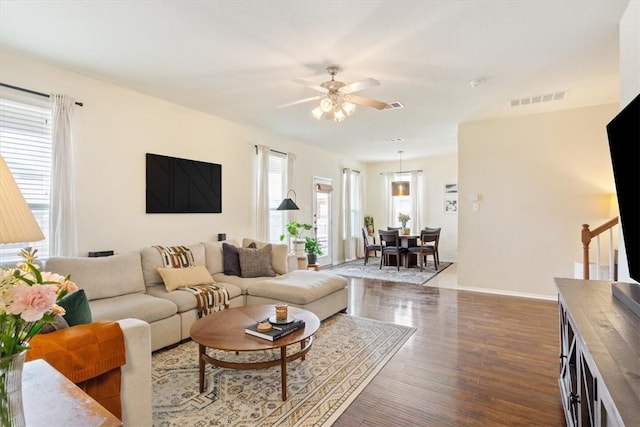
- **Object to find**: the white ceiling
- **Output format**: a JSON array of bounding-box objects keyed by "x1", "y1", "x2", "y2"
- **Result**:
[{"x1": 0, "y1": 1, "x2": 629, "y2": 162}]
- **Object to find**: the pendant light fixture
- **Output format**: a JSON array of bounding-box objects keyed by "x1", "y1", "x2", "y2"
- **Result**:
[{"x1": 391, "y1": 150, "x2": 410, "y2": 196}]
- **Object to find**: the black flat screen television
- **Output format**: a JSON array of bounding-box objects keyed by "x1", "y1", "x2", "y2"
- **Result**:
[
  {"x1": 606, "y1": 93, "x2": 640, "y2": 283},
  {"x1": 146, "y1": 153, "x2": 222, "y2": 214}
]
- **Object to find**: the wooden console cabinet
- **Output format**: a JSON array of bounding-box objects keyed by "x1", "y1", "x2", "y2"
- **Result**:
[{"x1": 556, "y1": 278, "x2": 640, "y2": 427}]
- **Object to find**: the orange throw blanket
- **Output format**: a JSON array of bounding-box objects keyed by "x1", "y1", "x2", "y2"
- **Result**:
[{"x1": 26, "y1": 320, "x2": 126, "y2": 420}]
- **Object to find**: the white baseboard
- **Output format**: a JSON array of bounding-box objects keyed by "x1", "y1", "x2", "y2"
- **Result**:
[{"x1": 454, "y1": 285, "x2": 557, "y2": 301}]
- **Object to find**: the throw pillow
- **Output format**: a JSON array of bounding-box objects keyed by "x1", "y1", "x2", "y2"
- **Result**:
[
  {"x1": 39, "y1": 314, "x2": 69, "y2": 334},
  {"x1": 238, "y1": 244, "x2": 276, "y2": 278},
  {"x1": 157, "y1": 265, "x2": 215, "y2": 292},
  {"x1": 222, "y1": 242, "x2": 241, "y2": 276},
  {"x1": 242, "y1": 239, "x2": 289, "y2": 275},
  {"x1": 222, "y1": 241, "x2": 256, "y2": 276},
  {"x1": 58, "y1": 289, "x2": 92, "y2": 326}
]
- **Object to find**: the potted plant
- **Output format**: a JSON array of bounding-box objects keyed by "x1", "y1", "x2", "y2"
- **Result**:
[
  {"x1": 304, "y1": 237, "x2": 323, "y2": 265},
  {"x1": 279, "y1": 221, "x2": 312, "y2": 256}
]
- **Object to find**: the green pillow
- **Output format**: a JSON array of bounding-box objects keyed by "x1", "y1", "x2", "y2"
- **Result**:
[{"x1": 58, "y1": 289, "x2": 92, "y2": 326}]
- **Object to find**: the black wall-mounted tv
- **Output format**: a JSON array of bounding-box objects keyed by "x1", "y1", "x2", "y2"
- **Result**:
[
  {"x1": 146, "y1": 153, "x2": 221, "y2": 214},
  {"x1": 606, "y1": 93, "x2": 639, "y2": 283}
]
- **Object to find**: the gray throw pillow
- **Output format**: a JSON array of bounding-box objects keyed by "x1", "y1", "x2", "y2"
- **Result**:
[
  {"x1": 222, "y1": 242, "x2": 242, "y2": 276},
  {"x1": 238, "y1": 244, "x2": 276, "y2": 278}
]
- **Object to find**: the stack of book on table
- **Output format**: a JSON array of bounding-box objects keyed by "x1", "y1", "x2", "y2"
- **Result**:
[{"x1": 245, "y1": 319, "x2": 306, "y2": 341}]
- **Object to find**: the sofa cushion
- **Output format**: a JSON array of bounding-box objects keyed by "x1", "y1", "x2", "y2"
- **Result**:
[
  {"x1": 238, "y1": 244, "x2": 276, "y2": 278},
  {"x1": 89, "y1": 293, "x2": 177, "y2": 324},
  {"x1": 247, "y1": 270, "x2": 348, "y2": 305},
  {"x1": 157, "y1": 265, "x2": 214, "y2": 292},
  {"x1": 141, "y1": 243, "x2": 205, "y2": 288},
  {"x1": 58, "y1": 289, "x2": 92, "y2": 326},
  {"x1": 146, "y1": 282, "x2": 242, "y2": 313},
  {"x1": 211, "y1": 273, "x2": 267, "y2": 293},
  {"x1": 242, "y1": 239, "x2": 289, "y2": 275},
  {"x1": 202, "y1": 239, "x2": 240, "y2": 275},
  {"x1": 46, "y1": 252, "x2": 145, "y2": 301}
]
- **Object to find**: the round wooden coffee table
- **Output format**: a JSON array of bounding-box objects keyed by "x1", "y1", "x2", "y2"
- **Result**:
[{"x1": 189, "y1": 304, "x2": 320, "y2": 401}]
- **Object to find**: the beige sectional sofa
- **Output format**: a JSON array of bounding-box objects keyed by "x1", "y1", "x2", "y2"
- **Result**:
[{"x1": 45, "y1": 238, "x2": 349, "y2": 352}]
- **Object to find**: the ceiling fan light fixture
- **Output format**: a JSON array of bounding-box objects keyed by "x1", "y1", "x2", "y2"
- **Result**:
[
  {"x1": 342, "y1": 102, "x2": 356, "y2": 116},
  {"x1": 311, "y1": 106, "x2": 323, "y2": 120},
  {"x1": 320, "y1": 97, "x2": 334, "y2": 112},
  {"x1": 333, "y1": 109, "x2": 346, "y2": 122}
]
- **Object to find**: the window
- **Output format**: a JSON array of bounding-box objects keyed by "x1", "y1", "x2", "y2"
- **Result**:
[
  {"x1": 267, "y1": 151, "x2": 286, "y2": 243},
  {"x1": 0, "y1": 92, "x2": 52, "y2": 263},
  {"x1": 391, "y1": 174, "x2": 411, "y2": 226}
]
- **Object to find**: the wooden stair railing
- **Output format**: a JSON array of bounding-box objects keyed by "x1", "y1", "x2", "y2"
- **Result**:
[{"x1": 581, "y1": 217, "x2": 618, "y2": 280}]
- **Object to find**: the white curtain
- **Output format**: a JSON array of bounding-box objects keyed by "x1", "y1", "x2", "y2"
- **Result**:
[
  {"x1": 285, "y1": 152, "x2": 296, "y2": 225},
  {"x1": 49, "y1": 94, "x2": 77, "y2": 257},
  {"x1": 410, "y1": 170, "x2": 423, "y2": 233},
  {"x1": 342, "y1": 169, "x2": 354, "y2": 261},
  {"x1": 256, "y1": 145, "x2": 270, "y2": 240},
  {"x1": 382, "y1": 172, "x2": 395, "y2": 228}
]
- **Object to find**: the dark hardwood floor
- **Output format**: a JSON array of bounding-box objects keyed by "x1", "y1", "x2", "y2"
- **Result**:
[{"x1": 333, "y1": 276, "x2": 566, "y2": 426}]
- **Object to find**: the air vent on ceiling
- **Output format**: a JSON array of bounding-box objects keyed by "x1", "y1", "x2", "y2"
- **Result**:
[
  {"x1": 385, "y1": 101, "x2": 405, "y2": 110},
  {"x1": 510, "y1": 90, "x2": 567, "y2": 107},
  {"x1": 383, "y1": 137, "x2": 405, "y2": 143}
]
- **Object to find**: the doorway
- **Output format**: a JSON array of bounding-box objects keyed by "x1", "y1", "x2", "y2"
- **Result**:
[{"x1": 313, "y1": 178, "x2": 333, "y2": 266}]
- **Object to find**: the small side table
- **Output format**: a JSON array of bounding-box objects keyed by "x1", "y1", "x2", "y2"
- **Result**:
[
  {"x1": 307, "y1": 263, "x2": 319, "y2": 271},
  {"x1": 297, "y1": 256, "x2": 307, "y2": 270},
  {"x1": 23, "y1": 359, "x2": 121, "y2": 426}
]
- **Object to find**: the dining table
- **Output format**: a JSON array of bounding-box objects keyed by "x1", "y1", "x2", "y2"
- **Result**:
[{"x1": 385, "y1": 233, "x2": 420, "y2": 267}]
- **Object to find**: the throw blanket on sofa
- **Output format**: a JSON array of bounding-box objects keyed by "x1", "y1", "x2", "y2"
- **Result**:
[
  {"x1": 153, "y1": 244, "x2": 195, "y2": 268},
  {"x1": 26, "y1": 320, "x2": 126, "y2": 420},
  {"x1": 154, "y1": 245, "x2": 230, "y2": 317},
  {"x1": 181, "y1": 284, "x2": 230, "y2": 318}
]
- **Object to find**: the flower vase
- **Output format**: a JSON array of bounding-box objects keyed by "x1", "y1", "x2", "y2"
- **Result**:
[
  {"x1": 402, "y1": 227, "x2": 410, "y2": 235},
  {"x1": 0, "y1": 350, "x2": 27, "y2": 427}
]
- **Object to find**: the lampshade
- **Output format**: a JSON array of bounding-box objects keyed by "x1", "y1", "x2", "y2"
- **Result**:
[
  {"x1": 392, "y1": 181, "x2": 410, "y2": 197},
  {"x1": 0, "y1": 155, "x2": 45, "y2": 243},
  {"x1": 276, "y1": 189, "x2": 300, "y2": 211},
  {"x1": 391, "y1": 150, "x2": 410, "y2": 196}
]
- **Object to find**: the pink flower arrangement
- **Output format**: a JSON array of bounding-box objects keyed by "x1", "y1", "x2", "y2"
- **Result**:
[
  {"x1": 398, "y1": 213, "x2": 411, "y2": 227},
  {"x1": 0, "y1": 248, "x2": 77, "y2": 357}
]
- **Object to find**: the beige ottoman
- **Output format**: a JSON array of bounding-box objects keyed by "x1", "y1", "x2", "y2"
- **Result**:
[{"x1": 246, "y1": 270, "x2": 348, "y2": 321}]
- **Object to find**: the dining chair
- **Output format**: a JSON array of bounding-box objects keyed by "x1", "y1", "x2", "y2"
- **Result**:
[
  {"x1": 361, "y1": 228, "x2": 382, "y2": 265},
  {"x1": 387, "y1": 227, "x2": 402, "y2": 231},
  {"x1": 378, "y1": 229, "x2": 406, "y2": 271},
  {"x1": 422, "y1": 227, "x2": 442, "y2": 266},
  {"x1": 407, "y1": 228, "x2": 441, "y2": 271}
]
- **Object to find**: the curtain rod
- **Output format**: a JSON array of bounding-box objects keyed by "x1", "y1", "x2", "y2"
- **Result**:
[
  {"x1": 253, "y1": 145, "x2": 286, "y2": 156},
  {"x1": 0, "y1": 82, "x2": 84, "y2": 107},
  {"x1": 380, "y1": 170, "x2": 423, "y2": 175},
  {"x1": 342, "y1": 168, "x2": 361, "y2": 173}
]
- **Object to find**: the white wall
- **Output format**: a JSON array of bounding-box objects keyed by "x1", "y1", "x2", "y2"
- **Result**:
[
  {"x1": 0, "y1": 48, "x2": 363, "y2": 262},
  {"x1": 616, "y1": 0, "x2": 640, "y2": 283},
  {"x1": 458, "y1": 104, "x2": 618, "y2": 298},
  {"x1": 365, "y1": 153, "x2": 459, "y2": 262}
]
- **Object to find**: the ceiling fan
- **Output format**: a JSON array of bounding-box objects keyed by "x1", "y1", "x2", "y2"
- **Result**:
[{"x1": 279, "y1": 66, "x2": 389, "y2": 122}]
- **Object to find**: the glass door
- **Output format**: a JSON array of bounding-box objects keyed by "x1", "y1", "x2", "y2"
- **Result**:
[{"x1": 314, "y1": 178, "x2": 332, "y2": 266}]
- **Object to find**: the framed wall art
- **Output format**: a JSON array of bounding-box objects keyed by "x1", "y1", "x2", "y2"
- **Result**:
[
  {"x1": 444, "y1": 183, "x2": 458, "y2": 194},
  {"x1": 444, "y1": 198, "x2": 458, "y2": 214}
]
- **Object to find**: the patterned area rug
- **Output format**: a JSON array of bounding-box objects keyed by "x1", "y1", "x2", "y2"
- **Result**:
[
  {"x1": 324, "y1": 257, "x2": 451, "y2": 285},
  {"x1": 152, "y1": 314, "x2": 415, "y2": 426}
]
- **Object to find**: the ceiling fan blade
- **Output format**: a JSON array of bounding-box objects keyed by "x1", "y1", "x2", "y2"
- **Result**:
[
  {"x1": 277, "y1": 95, "x2": 322, "y2": 109},
  {"x1": 343, "y1": 94, "x2": 389, "y2": 110},
  {"x1": 340, "y1": 78, "x2": 380, "y2": 94},
  {"x1": 292, "y1": 78, "x2": 329, "y2": 94}
]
